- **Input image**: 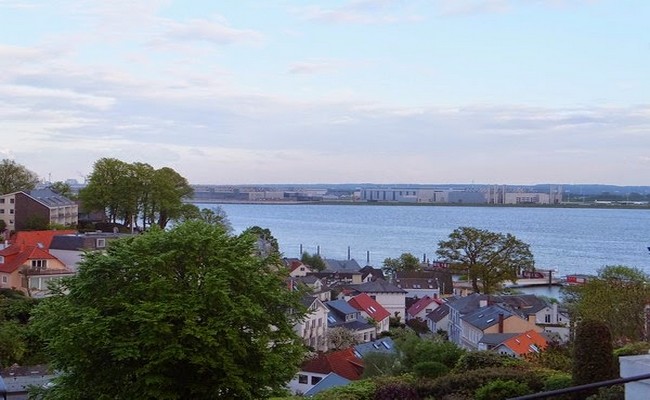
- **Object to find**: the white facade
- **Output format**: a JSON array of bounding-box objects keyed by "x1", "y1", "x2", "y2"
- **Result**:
[
  {"x1": 0, "y1": 193, "x2": 17, "y2": 232},
  {"x1": 287, "y1": 371, "x2": 327, "y2": 395},
  {"x1": 367, "y1": 292, "x2": 405, "y2": 320},
  {"x1": 294, "y1": 298, "x2": 329, "y2": 351}
]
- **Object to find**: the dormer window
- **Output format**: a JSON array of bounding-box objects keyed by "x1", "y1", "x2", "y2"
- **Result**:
[
  {"x1": 0, "y1": 256, "x2": 4, "y2": 263},
  {"x1": 31, "y1": 259, "x2": 47, "y2": 270}
]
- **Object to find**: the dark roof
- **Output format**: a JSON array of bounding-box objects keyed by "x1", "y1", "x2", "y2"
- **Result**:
[
  {"x1": 29, "y1": 188, "x2": 76, "y2": 207},
  {"x1": 395, "y1": 270, "x2": 454, "y2": 294},
  {"x1": 326, "y1": 299, "x2": 359, "y2": 316},
  {"x1": 479, "y1": 333, "x2": 518, "y2": 346},
  {"x1": 426, "y1": 303, "x2": 450, "y2": 322},
  {"x1": 300, "y1": 295, "x2": 318, "y2": 308},
  {"x1": 353, "y1": 338, "x2": 396, "y2": 358},
  {"x1": 323, "y1": 259, "x2": 361, "y2": 272},
  {"x1": 463, "y1": 304, "x2": 514, "y2": 331},
  {"x1": 356, "y1": 280, "x2": 407, "y2": 294}
]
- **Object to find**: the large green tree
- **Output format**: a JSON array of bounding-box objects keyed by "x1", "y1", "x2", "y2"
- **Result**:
[
  {"x1": 79, "y1": 159, "x2": 193, "y2": 229},
  {"x1": 562, "y1": 265, "x2": 650, "y2": 343},
  {"x1": 436, "y1": 227, "x2": 534, "y2": 294},
  {"x1": 0, "y1": 159, "x2": 39, "y2": 195},
  {"x1": 382, "y1": 252, "x2": 422, "y2": 279},
  {"x1": 30, "y1": 220, "x2": 307, "y2": 399}
]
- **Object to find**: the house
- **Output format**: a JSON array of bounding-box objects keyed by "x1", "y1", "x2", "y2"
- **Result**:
[
  {"x1": 353, "y1": 337, "x2": 396, "y2": 359},
  {"x1": 0, "y1": 243, "x2": 74, "y2": 296},
  {"x1": 406, "y1": 295, "x2": 443, "y2": 321},
  {"x1": 48, "y1": 231, "x2": 131, "y2": 271},
  {"x1": 289, "y1": 275, "x2": 331, "y2": 302},
  {"x1": 325, "y1": 300, "x2": 377, "y2": 343},
  {"x1": 394, "y1": 270, "x2": 454, "y2": 298},
  {"x1": 348, "y1": 280, "x2": 407, "y2": 320},
  {"x1": 359, "y1": 265, "x2": 384, "y2": 283},
  {"x1": 288, "y1": 348, "x2": 364, "y2": 395},
  {"x1": 347, "y1": 293, "x2": 390, "y2": 333},
  {"x1": 294, "y1": 296, "x2": 329, "y2": 351},
  {"x1": 9, "y1": 230, "x2": 76, "y2": 248},
  {"x1": 308, "y1": 258, "x2": 363, "y2": 285},
  {"x1": 0, "y1": 189, "x2": 78, "y2": 232},
  {"x1": 283, "y1": 258, "x2": 313, "y2": 277},
  {"x1": 426, "y1": 303, "x2": 450, "y2": 335},
  {"x1": 302, "y1": 373, "x2": 350, "y2": 397},
  {"x1": 485, "y1": 330, "x2": 549, "y2": 358}
]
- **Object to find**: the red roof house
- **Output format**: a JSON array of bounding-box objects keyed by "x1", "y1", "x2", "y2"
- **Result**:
[
  {"x1": 300, "y1": 348, "x2": 364, "y2": 381},
  {"x1": 406, "y1": 295, "x2": 443, "y2": 321},
  {"x1": 0, "y1": 243, "x2": 73, "y2": 295},
  {"x1": 347, "y1": 293, "x2": 391, "y2": 333}
]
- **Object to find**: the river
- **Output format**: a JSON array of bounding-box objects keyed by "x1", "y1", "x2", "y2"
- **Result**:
[{"x1": 198, "y1": 203, "x2": 650, "y2": 278}]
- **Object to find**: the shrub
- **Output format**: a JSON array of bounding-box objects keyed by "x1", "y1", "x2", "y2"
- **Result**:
[
  {"x1": 373, "y1": 382, "x2": 418, "y2": 400},
  {"x1": 613, "y1": 341, "x2": 650, "y2": 357},
  {"x1": 543, "y1": 372, "x2": 572, "y2": 391},
  {"x1": 453, "y1": 351, "x2": 521, "y2": 372},
  {"x1": 313, "y1": 379, "x2": 376, "y2": 400},
  {"x1": 573, "y1": 319, "x2": 616, "y2": 398},
  {"x1": 585, "y1": 385, "x2": 624, "y2": 400},
  {"x1": 413, "y1": 361, "x2": 449, "y2": 379},
  {"x1": 474, "y1": 379, "x2": 531, "y2": 400}
]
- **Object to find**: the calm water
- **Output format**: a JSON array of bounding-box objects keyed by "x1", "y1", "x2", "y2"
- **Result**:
[{"x1": 201, "y1": 204, "x2": 650, "y2": 277}]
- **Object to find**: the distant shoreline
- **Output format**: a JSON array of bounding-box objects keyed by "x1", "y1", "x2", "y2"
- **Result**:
[{"x1": 186, "y1": 199, "x2": 650, "y2": 210}]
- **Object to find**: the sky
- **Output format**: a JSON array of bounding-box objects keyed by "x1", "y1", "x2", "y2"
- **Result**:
[{"x1": 0, "y1": 0, "x2": 649, "y2": 185}]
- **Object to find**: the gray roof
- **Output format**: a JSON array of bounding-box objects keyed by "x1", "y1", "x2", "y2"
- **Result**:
[
  {"x1": 462, "y1": 304, "x2": 514, "y2": 331},
  {"x1": 479, "y1": 333, "x2": 518, "y2": 346},
  {"x1": 303, "y1": 373, "x2": 350, "y2": 396},
  {"x1": 29, "y1": 188, "x2": 76, "y2": 207},
  {"x1": 356, "y1": 279, "x2": 407, "y2": 294},
  {"x1": 337, "y1": 320, "x2": 374, "y2": 331},
  {"x1": 326, "y1": 300, "x2": 359, "y2": 317},
  {"x1": 49, "y1": 249, "x2": 84, "y2": 271},
  {"x1": 353, "y1": 338, "x2": 396, "y2": 357},
  {"x1": 300, "y1": 295, "x2": 318, "y2": 308},
  {"x1": 425, "y1": 303, "x2": 450, "y2": 322},
  {"x1": 323, "y1": 258, "x2": 361, "y2": 272}
]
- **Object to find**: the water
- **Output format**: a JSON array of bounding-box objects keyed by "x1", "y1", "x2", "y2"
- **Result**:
[{"x1": 200, "y1": 203, "x2": 650, "y2": 277}]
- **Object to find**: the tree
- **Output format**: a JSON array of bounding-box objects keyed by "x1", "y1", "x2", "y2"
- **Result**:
[
  {"x1": 436, "y1": 227, "x2": 534, "y2": 294},
  {"x1": 572, "y1": 319, "x2": 615, "y2": 398},
  {"x1": 382, "y1": 253, "x2": 422, "y2": 279},
  {"x1": 301, "y1": 251, "x2": 326, "y2": 271},
  {"x1": 49, "y1": 181, "x2": 76, "y2": 200},
  {"x1": 0, "y1": 159, "x2": 39, "y2": 195},
  {"x1": 326, "y1": 327, "x2": 359, "y2": 351},
  {"x1": 30, "y1": 220, "x2": 307, "y2": 399},
  {"x1": 562, "y1": 265, "x2": 650, "y2": 343},
  {"x1": 243, "y1": 226, "x2": 279, "y2": 254},
  {"x1": 175, "y1": 204, "x2": 232, "y2": 233}
]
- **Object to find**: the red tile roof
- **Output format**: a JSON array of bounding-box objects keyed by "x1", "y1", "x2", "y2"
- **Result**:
[
  {"x1": 407, "y1": 296, "x2": 442, "y2": 317},
  {"x1": 301, "y1": 348, "x2": 364, "y2": 380},
  {"x1": 0, "y1": 244, "x2": 60, "y2": 274},
  {"x1": 10, "y1": 230, "x2": 76, "y2": 249},
  {"x1": 347, "y1": 293, "x2": 390, "y2": 322},
  {"x1": 500, "y1": 330, "x2": 548, "y2": 356}
]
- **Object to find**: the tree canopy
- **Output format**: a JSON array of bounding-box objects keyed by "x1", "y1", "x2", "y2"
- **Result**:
[
  {"x1": 0, "y1": 159, "x2": 39, "y2": 195},
  {"x1": 301, "y1": 251, "x2": 326, "y2": 271},
  {"x1": 436, "y1": 227, "x2": 534, "y2": 294},
  {"x1": 79, "y1": 158, "x2": 193, "y2": 229},
  {"x1": 30, "y1": 220, "x2": 307, "y2": 400},
  {"x1": 562, "y1": 265, "x2": 650, "y2": 342},
  {"x1": 382, "y1": 253, "x2": 422, "y2": 279}
]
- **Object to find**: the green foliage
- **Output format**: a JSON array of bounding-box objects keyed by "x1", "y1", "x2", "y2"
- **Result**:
[
  {"x1": 395, "y1": 330, "x2": 466, "y2": 374},
  {"x1": 373, "y1": 381, "x2": 418, "y2": 400},
  {"x1": 382, "y1": 253, "x2": 421, "y2": 278},
  {"x1": 79, "y1": 158, "x2": 193, "y2": 230},
  {"x1": 543, "y1": 372, "x2": 573, "y2": 391},
  {"x1": 49, "y1": 181, "x2": 76, "y2": 200},
  {"x1": 0, "y1": 159, "x2": 39, "y2": 195},
  {"x1": 525, "y1": 340, "x2": 573, "y2": 372},
  {"x1": 453, "y1": 351, "x2": 521, "y2": 372},
  {"x1": 0, "y1": 289, "x2": 42, "y2": 367},
  {"x1": 242, "y1": 226, "x2": 279, "y2": 255},
  {"x1": 312, "y1": 379, "x2": 376, "y2": 400},
  {"x1": 360, "y1": 352, "x2": 401, "y2": 379},
  {"x1": 413, "y1": 361, "x2": 449, "y2": 378},
  {"x1": 585, "y1": 385, "x2": 624, "y2": 400},
  {"x1": 613, "y1": 341, "x2": 650, "y2": 357},
  {"x1": 175, "y1": 204, "x2": 232, "y2": 232},
  {"x1": 563, "y1": 265, "x2": 650, "y2": 343},
  {"x1": 30, "y1": 220, "x2": 306, "y2": 400},
  {"x1": 301, "y1": 251, "x2": 326, "y2": 271},
  {"x1": 474, "y1": 379, "x2": 531, "y2": 400},
  {"x1": 573, "y1": 319, "x2": 616, "y2": 397},
  {"x1": 0, "y1": 321, "x2": 27, "y2": 366},
  {"x1": 436, "y1": 227, "x2": 535, "y2": 294}
]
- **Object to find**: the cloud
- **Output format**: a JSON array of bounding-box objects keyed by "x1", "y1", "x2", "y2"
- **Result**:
[
  {"x1": 153, "y1": 18, "x2": 265, "y2": 47},
  {"x1": 288, "y1": 59, "x2": 344, "y2": 74},
  {"x1": 296, "y1": 0, "x2": 423, "y2": 24}
]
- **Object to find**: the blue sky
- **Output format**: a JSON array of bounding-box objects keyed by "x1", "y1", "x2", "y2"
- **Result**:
[{"x1": 1, "y1": 0, "x2": 648, "y2": 185}]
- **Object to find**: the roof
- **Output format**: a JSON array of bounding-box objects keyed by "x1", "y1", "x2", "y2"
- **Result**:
[
  {"x1": 326, "y1": 299, "x2": 359, "y2": 317},
  {"x1": 323, "y1": 259, "x2": 361, "y2": 273},
  {"x1": 28, "y1": 188, "x2": 76, "y2": 208},
  {"x1": 301, "y1": 348, "x2": 364, "y2": 381},
  {"x1": 0, "y1": 244, "x2": 60, "y2": 274},
  {"x1": 356, "y1": 279, "x2": 407, "y2": 294},
  {"x1": 406, "y1": 295, "x2": 442, "y2": 317},
  {"x1": 353, "y1": 338, "x2": 396, "y2": 358},
  {"x1": 303, "y1": 373, "x2": 350, "y2": 397},
  {"x1": 426, "y1": 303, "x2": 450, "y2": 323},
  {"x1": 394, "y1": 270, "x2": 454, "y2": 294},
  {"x1": 498, "y1": 330, "x2": 548, "y2": 356},
  {"x1": 479, "y1": 332, "x2": 518, "y2": 346},
  {"x1": 10, "y1": 230, "x2": 76, "y2": 249},
  {"x1": 348, "y1": 293, "x2": 390, "y2": 322},
  {"x1": 462, "y1": 304, "x2": 514, "y2": 331}
]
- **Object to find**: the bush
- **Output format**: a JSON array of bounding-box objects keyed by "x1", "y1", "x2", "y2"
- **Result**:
[
  {"x1": 373, "y1": 382, "x2": 418, "y2": 400},
  {"x1": 573, "y1": 319, "x2": 616, "y2": 398},
  {"x1": 474, "y1": 379, "x2": 531, "y2": 400},
  {"x1": 453, "y1": 351, "x2": 521, "y2": 372},
  {"x1": 585, "y1": 385, "x2": 624, "y2": 400},
  {"x1": 613, "y1": 342, "x2": 650, "y2": 357},
  {"x1": 543, "y1": 372, "x2": 572, "y2": 391},
  {"x1": 413, "y1": 361, "x2": 449, "y2": 379},
  {"x1": 313, "y1": 379, "x2": 376, "y2": 400}
]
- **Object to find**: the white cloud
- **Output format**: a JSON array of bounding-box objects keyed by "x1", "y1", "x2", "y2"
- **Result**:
[{"x1": 296, "y1": 0, "x2": 423, "y2": 24}]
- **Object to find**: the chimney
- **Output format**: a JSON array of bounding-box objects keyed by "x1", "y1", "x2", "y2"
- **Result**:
[
  {"x1": 498, "y1": 313, "x2": 504, "y2": 333},
  {"x1": 479, "y1": 299, "x2": 488, "y2": 308}
]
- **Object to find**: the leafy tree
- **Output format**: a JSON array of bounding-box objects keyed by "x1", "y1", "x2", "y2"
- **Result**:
[
  {"x1": 360, "y1": 352, "x2": 401, "y2": 379},
  {"x1": 382, "y1": 253, "x2": 421, "y2": 279},
  {"x1": 326, "y1": 326, "x2": 359, "y2": 351},
  {"x1": 244, "y1": 226, "x2": 279, "y2": 254},
  {"x1": 436, "y1": 227, "x2": 534, "y2": 294},
  {"x1": 301, "y1": 251, "x2": 326, "y2": 271},
  {"x1": 49, "y1": 181, "x2": 76, "y2": 200},
  {"x1": 0, "y1": 159, "x2": 39, "y2": 195},
  {"x1": 30, "y1": 220, "x2": 307, "y2": 399},
  {"x1": 175, "y1": 204, "x2": 232, "y2": 233},
  {"x1": 149, "y1": 167, "x2": 193, "y2": 228},
  {"x1": 572, "y1": 319, "x2": 615, "y2": 398},
  {"x1": 562, "y1": 265, "x2": 650, "y2": 343},
  {"x1": 79, "y1": 158, "x2": 132, "y2": 224}
]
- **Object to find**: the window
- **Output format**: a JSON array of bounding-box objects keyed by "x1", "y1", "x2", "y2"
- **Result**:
[
  {"x1": 96, "y1": 238, "x2": 106, "y2": 248},
  {"x1": 0, "y1": 198, "x2": 4, "y2": 203},
  {"x1": 31, "y1": 259, "x2": 48, "y2": 269},
  {"x1": 1, "y1": 276, "x2": 7, "y2": 283},
  {"x1": 545, "y1": 314, "x2": 552, "y2": 323},
  {"x1": 311, "y1": 376, "x2": 322, "y2": 385},
  {"x1": 9, "y1": 209, "x2": 14, "y2": 214},
  {"x1": 9, "y1": 198, "x2": 14, "y2": 204},
  {"x1": 0, "y1": 209, "x2": 3, "y2": 214},
  {"x1": 298, "y1": 374, "x2": 308, "y2": 384}
]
